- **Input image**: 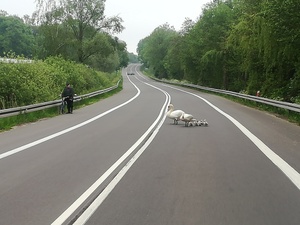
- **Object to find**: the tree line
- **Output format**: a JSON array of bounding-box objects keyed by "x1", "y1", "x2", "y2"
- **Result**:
[
  {"x1": 0, "y1": 0, "x2": 131, "y2": 73},
  {"x1": 137, "y1": 0, "x2": 300, "y2": 103},
  {"x1": 0, "y1": 0, "x2": 130, "y2": 109}
]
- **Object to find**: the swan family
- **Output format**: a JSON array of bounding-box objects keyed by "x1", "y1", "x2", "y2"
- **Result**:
[
  {"x1": 166, "y1": 103, "x2": 208, "y2": 127},
  {"x1": 166, "y1": 104, "x2": 184, "y2": 125}
]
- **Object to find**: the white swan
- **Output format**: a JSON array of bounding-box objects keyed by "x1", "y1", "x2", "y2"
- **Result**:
[
  {"x1": 166, "y1": 104, "x2": 184, "y2": 125},
  {"x1": 180, "y1": 112, "x2": 196, "y2": 126}
]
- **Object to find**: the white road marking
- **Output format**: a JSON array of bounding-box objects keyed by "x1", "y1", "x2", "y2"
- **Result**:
[
  {"x1": 52, "y1": 73, "x2": 171, "y2": 224},
  {"x1": 163, "y1": 84, "x2": 300, "y2": 190},
  {"x1": 0, "y1": 77, "x2": 140, "y2": 160},
  {"x1": 3, "y1": 67, "x2": 299, "y2": 225},
  {"x1": 73, "y1": 92, "x2": 169, "y2": 225}
]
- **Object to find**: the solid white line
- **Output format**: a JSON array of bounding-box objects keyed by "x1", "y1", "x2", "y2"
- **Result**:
[
  {"x1": 0, "y1": 77, "x2": 140, "y2": 161},
  {"x1": 52, "y1": 74, "x2": 171, "y2": 224},
  {"x1": 73, "y1": 94, "x2": 169, "y2": 225},
  {"x1": 163, "y1": 84, "x2": 300, "y2": 190}
]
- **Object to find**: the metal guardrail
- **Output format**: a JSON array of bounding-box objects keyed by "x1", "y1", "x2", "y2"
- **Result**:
[
  {"x1": 0, "y1": 58, "x2": 33, "y2": 64},
  {"x1": 2, "y1": 77, "x2": 299, "y2": 117},
  {"x1": 154, "y1": 78, "x2": 300, "y2": 113},
  {"x1": 0, "y1": 80, "x2": 121, "y2": 118}
]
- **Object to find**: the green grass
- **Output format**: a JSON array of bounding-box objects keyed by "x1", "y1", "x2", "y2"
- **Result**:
[
  {"x1": 190, "y1": 85, "x2": 299, "y2": 125},
  {"x1": 224, "y1": 95, "x2": 300, "y2": 125},
  {"x1": 0, "y1": 108, "x2": 58, "y2": 131},
  {"x1": 0, "y1": 84, "x2": 123, "y2": 132},
  {"x1": 188, "y1": 86, "x2": 300, "y2": 125}
]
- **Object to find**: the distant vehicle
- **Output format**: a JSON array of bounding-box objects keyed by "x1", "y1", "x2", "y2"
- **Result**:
[{"x1": 127, "y1": 72, "x2": 135, "y2": 75}]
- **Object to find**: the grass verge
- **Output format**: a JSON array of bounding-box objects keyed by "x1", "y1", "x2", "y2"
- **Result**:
[
  {"x1": 193, "y1": 87, "x2": 299, "y2": 125},
  {"x1": 144, "y1": 72, "x2": 300, "y2": 126},
  {"x1": 188, "y1": 86, "x2": 300, "y2": 125},
  {"x1": 224, "y1": 95, "x2": 300, "y2": 125}
]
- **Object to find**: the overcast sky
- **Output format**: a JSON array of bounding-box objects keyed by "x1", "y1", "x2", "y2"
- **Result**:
[{"x1": 0, "y1": 0, "x2": 211, "y2": 54}]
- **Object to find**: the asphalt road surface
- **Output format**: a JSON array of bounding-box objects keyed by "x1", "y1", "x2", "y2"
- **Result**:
[{"x1": 0, "y1": 64, "x2": 299, "y2": 225}]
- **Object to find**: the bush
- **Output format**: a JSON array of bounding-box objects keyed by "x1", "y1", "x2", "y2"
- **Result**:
[{"x1": 0, "y1": 56, "x2": 121, "y2": 109}]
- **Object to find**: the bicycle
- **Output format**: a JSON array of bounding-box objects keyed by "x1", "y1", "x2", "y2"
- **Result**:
[{"x1": 59, "y1": 97, "x2": 67, "y2": 114}]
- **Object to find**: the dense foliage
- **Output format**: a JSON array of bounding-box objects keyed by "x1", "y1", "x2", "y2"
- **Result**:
[
  {"x1": 0, "y1": 13, "x2": 35, "y2": 58},
  {"x1": 0, "y1": 56, "x2": 120, "y2": 109},
  {"x1": 128, "y1": 52, "x2": 139, "y2": 63},
  {"x1": 0, "y1": 0, "x2": 128, "y2": 109},
  {"x1": 0, "y1": 0, "x2": 130, "y2": 73},
  {"x1": 34, "y1": 0, "x2": 127, "y2": 72},
  {"x1": 137, "y1": 0, "x2": 300, "y2": 103}
]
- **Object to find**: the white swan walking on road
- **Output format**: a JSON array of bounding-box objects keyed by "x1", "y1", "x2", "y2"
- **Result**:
[
  {"x1": 166, "y1": 104, "x2": 184, "y2": 125},
  {"x1": 180, "y1": 112, "x2": 195, "y2": 126},
  {"x1": 180, "y1": 112, "x2": 209, "y2": 127}
]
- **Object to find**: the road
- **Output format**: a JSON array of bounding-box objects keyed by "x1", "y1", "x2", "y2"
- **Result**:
[{"x1": 0, "y1": 64, "x2": 299, "y2": 225}]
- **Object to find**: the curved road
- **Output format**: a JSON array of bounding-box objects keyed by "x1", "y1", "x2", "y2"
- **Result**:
[{"x1": 0, "y1": 64, "x2": 299, "y2": 225}]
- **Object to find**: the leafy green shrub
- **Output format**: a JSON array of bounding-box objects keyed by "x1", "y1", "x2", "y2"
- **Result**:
[
  {"x1": 0, "y1": 61, "x2": 68, "y2": 107},
  {"x1": 0, "y1": 56, "x2": 121, "y2": 109}
]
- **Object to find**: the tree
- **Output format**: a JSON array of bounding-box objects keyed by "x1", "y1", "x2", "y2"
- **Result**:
[
  {"x1": 182, "y1": 1, "x2": 236, "y2": 88},
  {"x1": 35, "y1": 0, "x2": 124, "y2": 64},
  {"x1": 128, "y1": 52, "x2": 139, "y2": 63},
  {"x1": 164, "y1": 35, "x2": 184, "y2": 80},
  {"x1": 0, "y1": 15, "x2": 35, "y2": 57},
  {"x1": 138, "y1": 23, "x2": 177, "y2": 78},
  {"x1": 88, "y1": 36, "x2": 129, "y2": 72},
  {"x1": 179, "y1": 18, "x2": 195, "y2": 36},
  {"x1": 262, "y1": 0, "x2": 300, "y2": 100},
  {"x1": 136, "y1": 0, "x2": 300, "y2": 102}
]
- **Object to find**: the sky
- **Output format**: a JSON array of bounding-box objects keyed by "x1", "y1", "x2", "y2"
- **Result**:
[{"x1": 0, "y1": 0, "x2": 211, "y2": 54}]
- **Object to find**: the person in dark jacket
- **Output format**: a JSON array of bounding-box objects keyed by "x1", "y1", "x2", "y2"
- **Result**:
[{"x1": 61, "y1": 83, "x2": 74, "y2": 114}]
